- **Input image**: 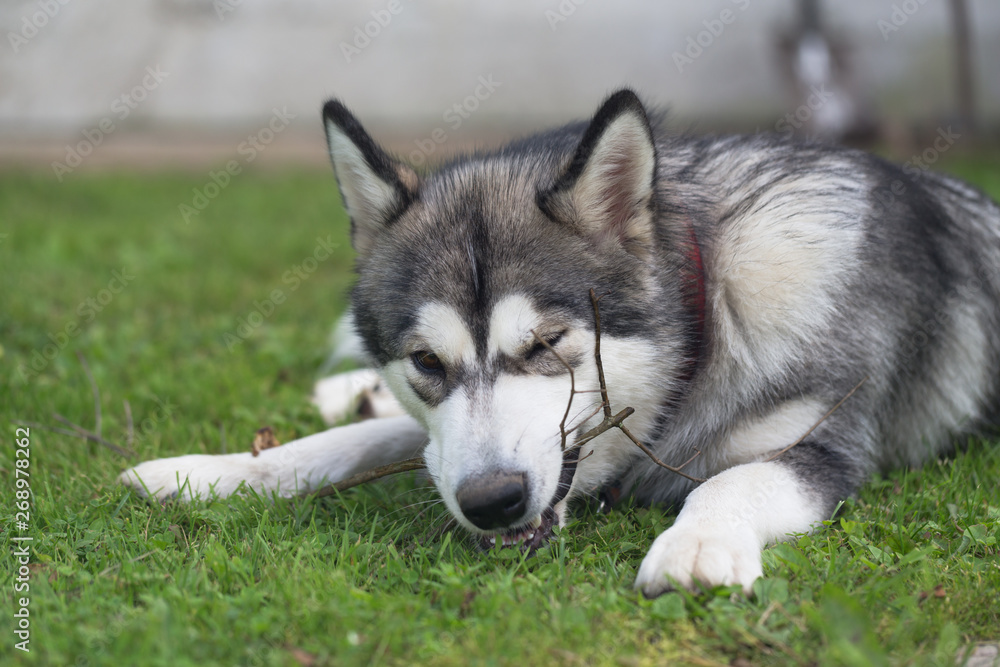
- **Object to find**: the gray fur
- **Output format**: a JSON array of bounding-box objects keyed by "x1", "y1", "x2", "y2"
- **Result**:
[
  {"x1": 119, "y1": 89, "x2": 1000, "y2": 597},
  {"x1": 327, "y1": 92, "x2": 1000, "y2": 522}
]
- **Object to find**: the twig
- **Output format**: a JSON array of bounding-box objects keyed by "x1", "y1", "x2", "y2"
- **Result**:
[
  {"x1": 617, "y1": 423, "x2": 706, "y2": 484},
  {"x1": 306, "y1": 457, "x2": 426, "y2": 499},
  {"x1": 569, "y1": 290, "x2": 706, "y2": 483},
  {"x1": 16, "y1": 420, "x2": 92, "y2": 441},
  {"x1": 123, "y1": 399, "x2": 134, "y2": 449},
  {"x1": 529, "y1": 331, "x2": 579, "y2": 452},
  {"x1": 589, "y1": 290, "x2": 613, "y2": 420},
  {"x1": 51, "y1": 412, "x2": 135, "y2": 459},
  {"x1": 764, "y1": 376, "x2": 869, "y2": 461},
  {"x1": 76, "y1": 351, "x2": 101, "y2": 438},
  {"x1": 572, "y1": 408, "x2": 634, "y2": 450}
]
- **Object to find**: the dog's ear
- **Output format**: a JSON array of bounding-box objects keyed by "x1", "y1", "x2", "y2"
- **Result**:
[
  {"x1": 538, "y1": 89, "x2": 657, "y2": 259},
  {"x1": 323, "y1": 100, "x2": 419, "y2": 257}
]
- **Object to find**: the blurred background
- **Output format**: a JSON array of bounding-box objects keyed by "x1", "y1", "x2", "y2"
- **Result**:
[{"x1": 2, "y1": 0, "x2": 998, "y2": 171}]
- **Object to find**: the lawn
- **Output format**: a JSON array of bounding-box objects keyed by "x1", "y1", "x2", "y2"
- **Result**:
[{"x1": 2, "y1": 164, "x2": 999, "y2": 666}]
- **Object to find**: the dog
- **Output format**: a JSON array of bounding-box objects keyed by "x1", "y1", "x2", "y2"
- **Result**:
[{"x1": 120, "y1": 89, "x2": 1000, "y2": 597}]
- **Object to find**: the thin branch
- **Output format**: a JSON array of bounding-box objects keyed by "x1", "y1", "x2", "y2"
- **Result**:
[
  {"x1": 579, "y1": 289, "x2": 706, "y2": 482},
  {"x1": 16, "y1": 420, "x2": 92, "y2": 441},
  {"x1": 572, "y1": 408, "x2": 634, "y2": 450},
  {"x1": 618, "y1": 422, "x2": 706, "y2": 484},
  {"x1": 530, "y1": 330, "x2": 577, "y2": 452},
  {"x1": 51, "y1": 412, "x2": 135, "y2": 459},
  {"x1": 765, "y1": 376, "x2": 869, "y2": 462},
  {"x1": 589, "y1": 290, "x2": 613, "y2": 420},
  {"x1": 123, "y1": 399, "x2": 134, "y2": 449},
  {"x1": 306, "y1": 457, "x2": 426, "y2": 499},
  {"x1": 565, "y1": 403, "x2": 611, "y2": 436},
  {"x1": 76, "y1": 351, "x2": 101, "y2": 438}
]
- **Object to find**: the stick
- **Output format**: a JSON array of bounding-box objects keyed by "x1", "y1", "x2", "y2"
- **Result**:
[
  {"x1": 76, "y1": 351, "x2": 102, "y2": 438},
  {"x1": 51, "y1": 413, "x2": 136, "y2": 459},
  {"x1": 577, "y1": 290, "x2": 705, "y2": 482},
  {"x1": 17, "y1": 413, "x2": 136, "y2": 459},
  {"x1": 529, "y1": 331, "x2": 579, "y2": 452},
  {"x1": 618, "y1": 423, "x2": 706, "y2": 484},
  {"x1": 305, "y1": 457, "x2": 426, "y2": 499},
  {"x1": 589, "y1": 290, "x2": 613, "y2": 420},
  {"x1": 765, "y1": 376, "x2": 869, "y2": 461},
  {"x1": 123, "y1": 399, "x2": 134, "y2": 449}
]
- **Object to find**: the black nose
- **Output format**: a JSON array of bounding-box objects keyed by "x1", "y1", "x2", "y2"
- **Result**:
[{"x1": 455, "y1": 472, "x2": 528, "y2": 531}]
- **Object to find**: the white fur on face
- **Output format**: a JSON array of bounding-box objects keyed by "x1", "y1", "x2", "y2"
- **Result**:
[
  {"x1": 378, "y1": 295, "x2": 679, "y2": 535},
  {"x1": 566, "y1": 335, "x2": 667, "y2": 499},
  {"x1": 410, "y1": 302, "x2": 478, "y2": 368},
  {"x1": 486, "y1": 294, "x2": 544, "y2": 359},
  {"x1": 375, "y1": 302, "x2": 479, "y2": 433},
  {"x1": 430, "y1": 374, "x2": 573, "y2": 534}
]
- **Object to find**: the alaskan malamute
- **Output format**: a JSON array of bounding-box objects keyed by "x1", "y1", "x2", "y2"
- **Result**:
[{"x1": 122, "y1": 89, "x2": 1000, "y2": 597}]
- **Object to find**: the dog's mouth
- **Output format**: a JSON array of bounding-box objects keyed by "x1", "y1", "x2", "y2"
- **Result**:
[
  {"x1": 475, "y1": 435, "x2": 582, "y2": 553},
  {"x1": 478, "y1": 506, "x2": 558, "y2": 552}
]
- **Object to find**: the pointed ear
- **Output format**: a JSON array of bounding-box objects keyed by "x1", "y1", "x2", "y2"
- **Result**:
[
  {"x1": 322, "y1": 100, "x2": 419, "y2": 257},
  {"x1": 538, "y1": 89, "x2": 657, "y2": 259}
]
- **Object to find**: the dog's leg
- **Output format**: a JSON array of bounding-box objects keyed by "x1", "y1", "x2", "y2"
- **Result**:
[
  {"x1": 119, "y1": 415, "x2": 427, "y2": 501},
  {"x1": 634, "y1": 443, "x2": 857, "y2": 597},
  {"x1": 313, "y1": 310, "x2": 406, "y2": 424},
  {"x1": 312, "y1": 368, "x2": 406, "y2": 425}
]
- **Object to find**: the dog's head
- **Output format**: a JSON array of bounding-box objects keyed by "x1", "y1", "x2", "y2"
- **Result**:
[{"x1": 321, "y1": 90, "x2": 688, "y2": 547}]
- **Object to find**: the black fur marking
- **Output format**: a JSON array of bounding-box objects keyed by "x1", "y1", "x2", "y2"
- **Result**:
[
  {"x1": 536, "y1": 88, "x2": 657, "y2": 222},
  {"x1": 322, "y1": 99, "x2": 418, "y2": 227},
  {"x1": 777, "y1": 441, "x2": 863, "y2": 518}
]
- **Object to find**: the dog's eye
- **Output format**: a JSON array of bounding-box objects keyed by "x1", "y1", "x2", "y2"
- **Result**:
[
  {"x1": 412, "y1": 351, "x2": 444, "y2": 374},
  {"x1": 527, "y1": 331, "x2": 565, "y2": 360}
]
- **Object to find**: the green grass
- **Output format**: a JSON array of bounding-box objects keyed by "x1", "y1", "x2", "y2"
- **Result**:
[{"x1": 2, "y1": 165, "x2": 999, "y2": 667}]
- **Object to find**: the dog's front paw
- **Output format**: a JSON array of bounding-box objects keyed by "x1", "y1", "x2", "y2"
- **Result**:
[
  {"x1": 312, "y1": 369, "x2": 405, "y2": 425},
  {"x1": 119, "y1": 453, "x2": 263, "y2": 501},
  {"x1": 634, "y1": 521, "x2": 763, "y2": 598}
]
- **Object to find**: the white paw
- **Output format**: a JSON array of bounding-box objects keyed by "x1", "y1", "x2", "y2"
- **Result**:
[
  {"x1": 634, "y1": 520, "x2": 763, "y2": 597},
  {"x1": 119, "y1": 452, "x2": 266, "y2": 501},
  {"x1": 311, "y1": 369, "x2": 405, "y2": 425}
]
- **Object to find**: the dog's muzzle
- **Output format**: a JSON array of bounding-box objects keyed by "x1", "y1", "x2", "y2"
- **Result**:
[{"x1": 464, "y1": 447, "x2": 581, "y2": 553}]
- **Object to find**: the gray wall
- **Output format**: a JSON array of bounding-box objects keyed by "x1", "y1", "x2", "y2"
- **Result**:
[{"x1": 2, "y1": 0, "x2": 998, "y2": 165}]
